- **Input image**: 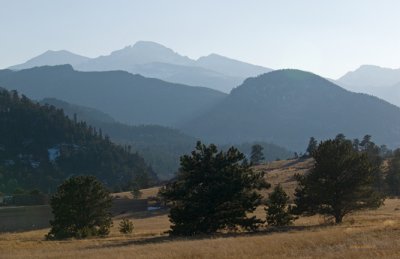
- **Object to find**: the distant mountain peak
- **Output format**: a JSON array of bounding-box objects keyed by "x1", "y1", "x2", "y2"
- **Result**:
[{"x1": 9, "y1": 50, "x2": 89, "y2": 70}]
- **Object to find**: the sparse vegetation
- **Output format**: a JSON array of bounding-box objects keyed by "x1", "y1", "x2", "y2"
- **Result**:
[{"x1": 119, "y1": 218, "x2": 134, "y2": 234}]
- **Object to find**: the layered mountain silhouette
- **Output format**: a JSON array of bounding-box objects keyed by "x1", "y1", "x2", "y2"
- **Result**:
[
  {"x1": 1, "y1": 65, "x2": 398, "y2": 153},
  {"x1": 181, "y1": 69, "x2": 400, "y2": 150},
  {"x1": 0, "y1": 65, "x2": 226, "y2": 126},
  {"x1": 8, "y1": 41, "x2": 272, "y2": 93},
  {"x1": 337, "y1": 65, "x2": 400, "y2": 107}
]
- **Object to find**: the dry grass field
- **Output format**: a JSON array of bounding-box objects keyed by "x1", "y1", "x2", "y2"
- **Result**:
[{"x1": 1, "y1": 159, "x2": 399, "y2": 259}]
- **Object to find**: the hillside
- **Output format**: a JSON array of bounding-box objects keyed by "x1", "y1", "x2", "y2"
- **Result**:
[
  {"x1": 181, "y1": 69, "x2": 400, "y2": 150},
  {"x1": 0, "y1": 65, "x2": 227, "y2": 126},
  {"x1": 40, "y1": 98, "x2": 293, "y2": 179},
  {"x1": 0, "y1": 89, "x2": 156, "y2": 193}
]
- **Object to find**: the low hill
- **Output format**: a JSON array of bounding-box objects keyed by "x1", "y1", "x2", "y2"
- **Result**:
[
  {"x1": 0, "y1": 65, "x2": 227, "y2": 126},
  {"x1": 181, "y1": 69, "x2": 400, "y2": 150},
  {"x1": 0, "y1": 89, "x2": 156, "y2": 193}
]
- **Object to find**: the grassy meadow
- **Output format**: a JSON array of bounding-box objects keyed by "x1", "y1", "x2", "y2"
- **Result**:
[{"x1": 1, "y1": 159, "x2": 400, "y2": 258}]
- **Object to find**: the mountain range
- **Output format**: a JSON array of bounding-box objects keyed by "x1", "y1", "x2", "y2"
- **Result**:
[
  {"x1": 1, "y1": 65, "x2": 399, "y2": 152},
  {"x1": 336, "y1": 65, "x2": 400, "y2": 107},
  {"x1": 9, "y1": 41, "x2": 272, "y2": 93},
  {"x1": 8, "y1": 41, "x2": 400, "y2": 108}
]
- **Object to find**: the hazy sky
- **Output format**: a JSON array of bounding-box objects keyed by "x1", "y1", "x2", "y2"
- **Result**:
[{"x1": 1, "y1": 0, "x2": 399, "y2": 79}]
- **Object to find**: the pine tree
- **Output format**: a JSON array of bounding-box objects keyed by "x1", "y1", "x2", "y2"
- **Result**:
[
  {"x1": 250, "y1": 144, "x2": 265, "y2": 165},
  {"x1": 46, "y1": 176, "x2": 113, "y2": 240},
  {"x1": 159, "y1": 141, "x2": 270, "y2": 236},
  {"x1": 386, "y1": 149, "x2": 400, "y2": 196},
  {"x1": 293, "y1": 138, "x2": 384, "y2": 223},
  {"x1": 306, "y1": 137, "x2": 318, "y2": 157},
  {"x1": 265, "y1": 184, "x2": 296, "y2": 226}
]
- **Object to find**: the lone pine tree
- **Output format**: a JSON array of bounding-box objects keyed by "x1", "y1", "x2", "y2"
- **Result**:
[
  {"x1": 46, "y1": 176, "x2": 113, "y2": 240},
  {"x1": 159, "y1": 141, "x2": 270, "y2": 236},
  {"x1": 250, "y1": 144, "x2": 265, "y2": 165}
]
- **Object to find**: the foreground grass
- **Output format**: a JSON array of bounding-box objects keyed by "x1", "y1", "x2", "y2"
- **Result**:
[
  {"x1": 1, "y1": 199, "x2": 399, "y2": 259},
  {"x1": 1, "y1": 159, "x2": 398, "y2": 258}
]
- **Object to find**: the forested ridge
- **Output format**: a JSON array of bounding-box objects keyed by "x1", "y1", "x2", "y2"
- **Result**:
[{"x1": 0, "y1": 89, "x2": 156, "y2": 193}]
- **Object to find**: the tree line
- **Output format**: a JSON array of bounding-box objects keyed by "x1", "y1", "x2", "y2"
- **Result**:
[{"x1": 47, "y1": 135, "x2": 400, "y2": 239}]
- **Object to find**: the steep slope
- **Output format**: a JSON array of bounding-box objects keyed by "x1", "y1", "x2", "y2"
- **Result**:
[
  {"x1": 40, "y1": 98, "x2": 116, "y2": 124},
  {"x1": 181, "y1": 69, "x2": 400, "y2": 150},
  {"x1": 0, "y1": 89, "x2": 156, "y2": 194},
  {"x1": 40, "y1": 98, "x2": 197, "y2": 180},
  {"x1": 9, "y1": 50, "x2": 89, "y2": 70},
  {"x1": 0, "y1": 65, "x2": 227, "y2": 126}
]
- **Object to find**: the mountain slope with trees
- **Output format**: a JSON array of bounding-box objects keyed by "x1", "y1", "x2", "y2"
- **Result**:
[
  {"x1": 181, "y1": 69, "x2": 400, "y2": 150},
  {"x1": 0, "y1": 89, "x2": 156, "y2": 194},
  {"x1": 40, "y1": 98, "x2": 292, "y2": 179}
]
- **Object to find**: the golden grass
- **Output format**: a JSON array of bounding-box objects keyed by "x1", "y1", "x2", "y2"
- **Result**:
[
  {"x1": 1, "y1": 199, "x2": 400, "y2": 258},
  {"x1": 111, "y1": 187, "x2": 160, "y2": 200},
  {"x1": 1, "y1": 159, "x2": 399, "y2": 258}
]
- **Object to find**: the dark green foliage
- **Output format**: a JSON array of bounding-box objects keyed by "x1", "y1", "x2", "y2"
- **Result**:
[
  {"x1": 265, "y1": 184, "x2": 297, "y2": 226},
  {"x1": 119, "y1": 218, "x2": 134, "y2": 234},
  {"x1": 386, "y1": 149, "x2": 400, "y2": 196},
  {"x1": 294, "y1": 138, "x2": 385, "y2": 223},
  {"x1": 46, "y1": 176, "x2": 112, "y2": 240},
  {"x1": 306, "y1": 137, "x2": 318, "y2": 157},
  {"x1": 250, "y1": 144, "x2": 264, "y2": 165},
  {"x1": 0, "y1": 89, "x2": 155, "y2": 193},
  {"x1": 159, "y1": 141, "x2": 270, "y2": 236}
]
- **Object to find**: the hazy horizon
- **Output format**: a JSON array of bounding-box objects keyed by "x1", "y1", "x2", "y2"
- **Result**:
[{"x1": 1, "y1": 0, "x2": 400, "y2": 79}]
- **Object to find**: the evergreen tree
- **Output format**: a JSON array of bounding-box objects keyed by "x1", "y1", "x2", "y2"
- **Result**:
[
  {"x1": 159, "y1": 141, "x2": 270, "y2": 236},
  {"x1": 293, "y1": 139, "x2": 384, "y2": 223},
  {"x1": 352, "y1": 138, "x2": 360, "y2": 151},
  {"x1": 386, "y1": 149, "x2": 400, "y2": 196},
  {"x1": 265, "y1": 184, "x2": 297, "y2": 226},
  {"x1": 306, "y1": 137, "x2": 318, "y2": 157},
  {"x1": 250, "y1": 144, "x2": 265, "y2": 165},
  {"x1": 46, "y1": 176, "x2": 112, "y2": 240}
]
